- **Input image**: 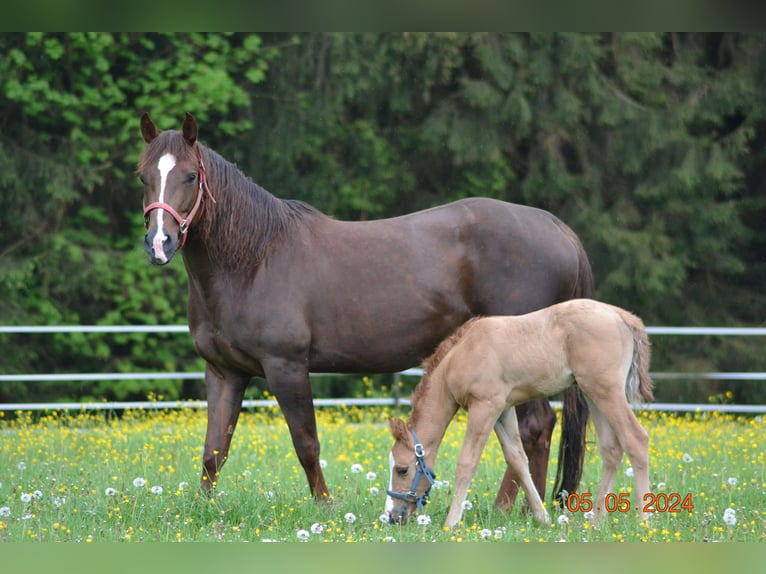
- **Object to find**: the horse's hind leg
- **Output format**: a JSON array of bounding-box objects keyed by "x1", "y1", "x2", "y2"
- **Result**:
[
  {"x1": 495, "y1": 399, "x2": 555, "y2": 512},
  {"x1": 263, "y1": 358, "x2": 330, "y2": 500},
  {"x1": 588, "y1": 395, "x2": 650, "y2": 518},
  {"x1": 584, "y1": 399, "x2": 623, "y2": 518},
  {"x1": 494, "y1": 407, "x2": 550, "y2": 525},
  {"x1": 201, "y1": 364, "x2": 249, "y2": 490}
]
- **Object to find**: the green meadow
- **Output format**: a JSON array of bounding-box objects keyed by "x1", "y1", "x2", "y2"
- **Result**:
[{"x1": 0, "y1": 400, "x2": 763, "y2": 543}]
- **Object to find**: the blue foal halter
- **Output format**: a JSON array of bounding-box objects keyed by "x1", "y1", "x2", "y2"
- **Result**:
[{"x1": 386, "y1": 429, "x2": 437, "y2": 510}]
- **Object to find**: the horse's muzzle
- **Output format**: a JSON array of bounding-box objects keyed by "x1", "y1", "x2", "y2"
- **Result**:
[
  {"x1": 387, "y1": 503, "x2": 413, "y2": 525},
  {"x1": 144, "y1": 229, "x2": 178, "y2": 265}
]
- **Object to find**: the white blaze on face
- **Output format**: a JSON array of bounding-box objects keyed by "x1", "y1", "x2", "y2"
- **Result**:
[
  {"x1": 384, "y1": 451, "x2": 395, "y2": 514},
  {"x1": 151, "y1": 153, "x2": 177, "y2": 263}
]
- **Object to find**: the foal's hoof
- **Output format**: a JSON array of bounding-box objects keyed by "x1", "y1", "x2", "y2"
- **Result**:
[{"x1": 535, "y1": 511, "x2": 551, "y2": 525}]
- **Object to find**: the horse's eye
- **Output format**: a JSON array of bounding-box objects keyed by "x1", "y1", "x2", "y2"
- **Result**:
[
  {"x1": 138, "y1": 174, "x2": 147, "y2": 185},
  {"x1": 186, "y1": 173, "x2": 197, "y2": 184},
  {"x1": 396, "y1": 467, "x2": 408, "y2": 477}
]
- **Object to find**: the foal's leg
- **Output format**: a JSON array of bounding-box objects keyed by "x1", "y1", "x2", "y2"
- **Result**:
[
  {"x1": 201, "y1": 364, "x2": 249, "y2": 490},
  {"x1": 584, "y1": 400, "x2": 623, "y2": 518},
  {"x1": 263, "y1": 357, "x2": 330, "y2": 500},
  {"x1": 494, "y1": 408, "x2": 551, "y2": 524},
  {"x1": 588, "y1": 396, "x2": 650, "y2": 518},
  {"x1": 445, "y1": 403, "x2": 502, "y2": 528},
  {"x1": 495, "y1": 399, "x2": 556, "y2": 511}
]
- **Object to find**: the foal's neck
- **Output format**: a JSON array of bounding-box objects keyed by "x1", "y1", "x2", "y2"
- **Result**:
[{"x1": 409, "y1": 372, "x2": 459, "y2": 464}]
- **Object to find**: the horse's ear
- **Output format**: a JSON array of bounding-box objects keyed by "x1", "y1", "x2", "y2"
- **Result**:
[
  {"x1": 388, "y1": 417, "x2": 410, "y2": 442},
  {"x1": 140, "y1": 113, "x2": 159, "y2": 143},
  {"x1": 182, "y1": 112, "x2": 197, "y2": 147}
]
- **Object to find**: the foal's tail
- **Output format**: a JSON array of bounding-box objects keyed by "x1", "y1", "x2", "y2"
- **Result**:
[
  {"x1": 552, "y1": 218, "x2": 594, "y2": 505},
  {"x1": 618, "y1": 308, "x2": 654, "y2": 404}
]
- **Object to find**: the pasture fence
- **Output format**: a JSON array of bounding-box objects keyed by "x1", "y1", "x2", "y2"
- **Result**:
[{"x1": 1, "y1": 325, "x2": 765, "y2": 413}]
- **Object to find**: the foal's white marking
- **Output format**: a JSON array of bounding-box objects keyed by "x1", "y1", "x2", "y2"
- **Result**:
[
  {"x1": 151, "y1": 153, "x2": 177, "y2": 263},
  {"x1": 384, "y1": 452, "x2": 395, "y2": 515}
]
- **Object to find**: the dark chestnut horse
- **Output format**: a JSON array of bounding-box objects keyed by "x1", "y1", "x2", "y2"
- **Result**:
[{"x1": 137, "y1": 112, "x2": 593, "y2": 508}]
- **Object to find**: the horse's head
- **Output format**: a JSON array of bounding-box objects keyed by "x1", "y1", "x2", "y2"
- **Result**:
[
  {"x1": 385, "y1": 417, "x2": 436, "y2": 525},
  {"x1": 138, "y1": 112, "x2": 213, "y2": 265}
]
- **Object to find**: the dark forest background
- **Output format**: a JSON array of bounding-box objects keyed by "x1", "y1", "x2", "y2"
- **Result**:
[{"x1": 1, "y1": 33, "x2": 764, "y2": 405}]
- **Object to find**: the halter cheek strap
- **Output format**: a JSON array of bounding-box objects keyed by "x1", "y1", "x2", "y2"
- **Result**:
[
  {"x1": 143, "y1": 147, "x2": 215, "y2": 248},
  {"x1": 386, "y1": 429, "x2": 437, "y2": 511}
]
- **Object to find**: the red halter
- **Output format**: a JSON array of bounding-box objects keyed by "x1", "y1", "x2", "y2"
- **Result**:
[{"x1": 143, "y1": 147, "x2": 215, "y2": 247}]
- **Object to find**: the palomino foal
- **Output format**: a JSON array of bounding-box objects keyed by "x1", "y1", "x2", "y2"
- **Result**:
[{"x1": 385, "y1": 298, "x2": 654, "y2": 528}]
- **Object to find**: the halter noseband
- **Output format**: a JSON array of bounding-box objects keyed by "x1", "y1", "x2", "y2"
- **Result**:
[
  {"x1": 387, "y1": 429, "x2": 437, "y2": 511},
  {"x1": 143, "y1": 147, "x2": 215, "y2": 247}
]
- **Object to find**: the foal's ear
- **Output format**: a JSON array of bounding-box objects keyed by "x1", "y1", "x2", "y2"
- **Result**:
[
  {"x1": 388, "y1": 417, "x2": 410, "y2": 442},
  {"x1": 140, "y1": 113, "x2": 159, "y2": 143},
  {"x1": 182, "y1": 112, "x2": 198, "y2": 147}
]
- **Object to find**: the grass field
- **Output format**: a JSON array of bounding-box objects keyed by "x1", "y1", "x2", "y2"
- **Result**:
[{"x1": 0, "y1": 399, "x2": 763, "y2": 543}]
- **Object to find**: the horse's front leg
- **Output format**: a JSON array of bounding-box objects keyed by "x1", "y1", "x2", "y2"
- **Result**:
[
  {"x1": 494, "y1": 408, "x2": 550, "y2": 525},
  {"x1": 263, "y1": 357, "x2": 330, "y2": 500},
  {"x1": 495, "y1": 399, "x2": 555, "y2": 511},
  {"x1": 201, "y1": 364, "x2": 248, "y2": 490},
  {"x1": 445, "y1": 403, "x2": 500, "y2": 528}
]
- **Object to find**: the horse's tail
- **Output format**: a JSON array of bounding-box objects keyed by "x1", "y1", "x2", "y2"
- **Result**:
[
  {"x1": 551, "y1": 218, "x2": 594, "y2": 505},
  {"x1": 618, "y1": 308, "x2": 654, "y2": 404}
]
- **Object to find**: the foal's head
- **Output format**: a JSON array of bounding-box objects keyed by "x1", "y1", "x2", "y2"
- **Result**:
[
  {"x1": 138, "y1": 112, "x2": 210, "y2": 265},
  {"x1": 385, "y1": 417, "x2": 436, "y2": 525}
]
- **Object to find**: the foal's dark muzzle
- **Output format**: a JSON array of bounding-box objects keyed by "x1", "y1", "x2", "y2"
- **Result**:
[{"x1": 387, "y1": 502, "x2": 414, "y2": 525}]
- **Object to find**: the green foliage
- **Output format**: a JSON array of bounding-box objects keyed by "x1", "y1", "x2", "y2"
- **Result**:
[{"x1": 1, "y1": 33, "x2": 765, "y2": 405}]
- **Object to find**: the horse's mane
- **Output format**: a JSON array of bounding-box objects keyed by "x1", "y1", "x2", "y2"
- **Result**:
[
  {"x1": 139, "y1": 130, "x2": 325, "y2": 270},
  {"x1": 409, "y1": 316, "x2": 482, "y2": 422}
]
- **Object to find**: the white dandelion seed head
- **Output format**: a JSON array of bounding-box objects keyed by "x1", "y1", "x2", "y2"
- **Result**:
[
  {"x1": 21, "y1": 512, "x2": 32, "y2": 520},
  {"x1": 20, "y1": 492, "x2": 31, "y2": 504},
  {"x1": 461, "y1": 500, "x2": 473, "y2": 511},
  {"x1": 366, "y1": 471, "x2": 377, "y2": 481},
  {"x1": 178, "y1": 481, "x2": 189, "y2": 490},
  {"x1": 727, "y1": 477, "x2": 737, "y2": 486},
  {"x1": 105, "y1": 487, "x2": 116, "y2": 496},
  {"x1": 32, "y1": 490, "x2": 43, "y2": 500},
  {"x1": 493, "y1": 527, "x2": 506, "y2": 539},
  {"x1": 296, "y1": 529, "x2": 310, "y2": 541},
  {"x1": 133, "y1": 477, "x2": 146, "y2": 488},
  {"x1": 416, "y1": 514, "x2": 432, "y2": 526},
  {"x1": 433, "y1": 480, "x2": 449, "y2": 490},
  {"x1": 53, "y1": 496, "x2": 66, "y2": 508},
  {"x1": 151, "y1": 485, "x2": 163, "y2": 495},
  {"x1": 557, "y1": 514, "x2": 570, "y2": 525},
  {"x1": 369, "y1": 486, "x2": 380, "y2": 496},
  {"x1": 350, "y1": 463, "x2": 364, "y2": 474},
  {"x1": 583, "y1": 510, "x2": 595, "y2": 521},
  {"x1": 480, "y1": 528, "x2": 493, "y2": 539},
  {"x1": 625, "y1": 466, "x2": 634, "y2": 477},
  {"x1": 264, "y1": 490, "x2": 275, "y2": 500},
  {"x1": 682, "y1": 453, "x2": 693, "y2": 463},
  {"x1": 0, "y1": 506, "x2": 10, "y2": 518},
  {"x1": 17, "y1": 461, "x2": 26, "y2": 471},
  {"x1": 378, "y1": 514, "x2": 390, "y2": 524},
  {"x1": 310, "y1": 522, "x2": 324, "y2": 534},
  {"x1": 382, "y1": 536, "x2": 396, "y2": 542},
  {"x1": 656, "y1": 482, "x2": 666, "y2": 490},
  {"x1": 345, "y1": 512, "x2": 357, "y2": 523},
  {"x1": 723, "y1": 507, "x2": 737, "y2": 527},
  {"x1": 319, "y1": 459, "x2": 327, "y2": 469}
]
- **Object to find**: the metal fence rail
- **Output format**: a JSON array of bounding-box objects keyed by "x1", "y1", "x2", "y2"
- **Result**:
[{"x1": 2, "y1": 324, "x2": 765, "y2": 413}]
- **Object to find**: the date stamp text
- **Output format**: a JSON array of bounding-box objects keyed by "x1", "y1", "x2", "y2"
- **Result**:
[{"x1": 565, "y1": 492, "x2": 693, "y2": 513}]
